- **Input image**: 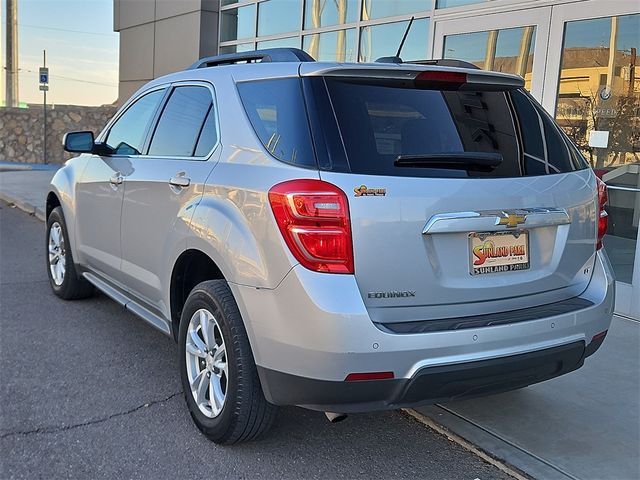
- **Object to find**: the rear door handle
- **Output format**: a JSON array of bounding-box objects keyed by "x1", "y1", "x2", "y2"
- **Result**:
[
  {"x1": 169, "y1": 174, "x2": 191, "y2": 188},
  {"x1": 109, "y1": 172, "x2": 123, "y2": 185}
]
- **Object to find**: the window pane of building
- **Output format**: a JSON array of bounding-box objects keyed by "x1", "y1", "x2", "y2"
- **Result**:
[
  {"x1": 220, "y1": 4, "x2": 256, "y2": 42},
  {"x1": 219, "y1": 42, "x2": 255, "y2": 54},
  {"x1": 257, "y1": 36, "x2": 300, "y2": 49},
  {"x1": 359, "y1": 18, "x2": 429, "y2": 62},
  {"x1": 437, "y1": 0, "x2": 488, "y2": 8},
  {"x1": 362, "y1": 0, "x2": 430, "y2": 20},
  {"x1": 221, "y1": 0, "x2": 238, "y2": 5},
  {"x1": 304, "y1": 0, "x2": 358, "y2": 30},
  {"x1": 555, "y1": 14, "x2": 639, "y2": 170},
  {"x1": 258, "y1": 0, "x2": 302, "y2": 36},
  {"x1": 443, "y1": 26, "x2": 536, "y2": 90},
  {"x1": 303, "y1": 29, "x2": 356, "y2": 62}
]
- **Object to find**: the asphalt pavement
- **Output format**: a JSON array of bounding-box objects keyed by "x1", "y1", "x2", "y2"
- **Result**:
[{"x1": 0, "y1": 204, "x2": 510, "y2": 480}]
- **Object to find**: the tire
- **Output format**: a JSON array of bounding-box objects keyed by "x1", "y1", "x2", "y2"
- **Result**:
[
  {"x1": 46, "y1": 206, "x2": 94, "y2": 300},
  {"x1": 178, "y1": 279, "x2": 277, "y2": 444}
]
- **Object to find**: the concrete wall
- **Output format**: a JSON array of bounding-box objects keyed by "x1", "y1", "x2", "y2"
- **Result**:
[
  {"x1": 114, "y1": 0, "x2": 220, "y2": 104},
  {"x1": 0, "y1": 105, "x2": 117, "y2": 164}
]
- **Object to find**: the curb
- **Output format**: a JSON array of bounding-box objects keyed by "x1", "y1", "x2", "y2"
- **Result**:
[
  {"x1": 403, "y1": 409, "x2": 531, "y2": 480},
  {"x1": 0, "y1": 193, "x2": 46, "y2": 221}
]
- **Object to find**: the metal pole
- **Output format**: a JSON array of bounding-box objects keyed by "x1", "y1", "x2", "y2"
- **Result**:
[
  {"x1": 43, "y1": 50, "x2": 47, "y2": 164},
  {"x1": 6, "y1": 0, "x2": 19, "y2": 107}
]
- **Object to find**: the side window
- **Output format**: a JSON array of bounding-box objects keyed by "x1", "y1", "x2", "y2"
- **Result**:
[
  {"x1": 237, "y1": 78, "x2": 316, "y2": 167},
  {"x1": 106, "y1": 89, "x2": 165, "y2": 155},
  {"x1": 148, "y1": 86, "x2": 214, "y2": 157},
  {"x1": 194, "y1": 106, "x2": 218, "y2": 157}
]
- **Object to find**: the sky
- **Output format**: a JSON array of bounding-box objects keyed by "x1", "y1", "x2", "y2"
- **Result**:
[{"x1": 2, "y1": 0, "x2": 119, "y2": 106}]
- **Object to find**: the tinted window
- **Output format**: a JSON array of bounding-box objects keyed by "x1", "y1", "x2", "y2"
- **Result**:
[
  {"x1": 194, "y1": 106, "x2": 218, "y2": 157},
  {"x1": 237, "y1": 78, "x2": 316, "y2": 168},
  {"x1": 322, "y1": 79, "x2": 587, "y2": 178},
  {"x1": 149, "y1": 86, "x2": 213, "y2": 157},
  {"x1": 511, "y1": 90, "x2": 586, "y2": 174},
  {"x1": 106, "y1": 89, "x2": 164, "y2": 155}
]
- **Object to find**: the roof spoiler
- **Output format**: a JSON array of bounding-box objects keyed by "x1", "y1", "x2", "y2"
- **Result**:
[
  {"x1": 190, "y1": 48, "x2": 315, "y2": 69},
  {"x1": 301, "y1": 65, "x2": 525, "y2": 91}
]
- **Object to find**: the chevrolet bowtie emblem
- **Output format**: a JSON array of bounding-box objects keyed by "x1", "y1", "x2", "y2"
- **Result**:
[{"x1": 497, "y1": 213, "x2": 527, "y2": 228}]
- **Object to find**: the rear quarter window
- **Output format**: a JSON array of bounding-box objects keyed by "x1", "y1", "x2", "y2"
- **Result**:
[{"x1": 237, "y1": 78, "x2": 317, "y2": 168}]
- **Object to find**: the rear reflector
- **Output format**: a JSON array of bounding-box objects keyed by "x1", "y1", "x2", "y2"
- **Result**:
[
  {"x1": 596, "y1": 177, "x2": 608, "y2": 250},
  {"x1": 345, "y1": 372, "x2": 395, "y2": 381},
  {"x1": 591, "y1": 330, "x2": 607, "y2": 342}
]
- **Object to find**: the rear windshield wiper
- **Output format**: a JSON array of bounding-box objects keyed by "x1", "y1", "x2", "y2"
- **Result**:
[{"x1": 394, "y1": 152, "x2": 503, "y2": 172}]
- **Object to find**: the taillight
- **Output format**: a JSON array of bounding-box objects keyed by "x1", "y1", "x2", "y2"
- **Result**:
[
  {"x1": 596, "y1": 176, "x2": 608, "y2": 250},
  {"x1": 268, "y1": 179, "x2": 354, "y2": 274}
]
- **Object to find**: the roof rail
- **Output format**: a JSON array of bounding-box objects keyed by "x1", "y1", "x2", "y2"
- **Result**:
[{"x1": 190, "y1": 48, "x2": 315, "y2": 69}]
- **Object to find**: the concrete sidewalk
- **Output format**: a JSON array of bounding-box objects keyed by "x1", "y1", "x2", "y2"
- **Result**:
[
  {"x1": 0, "y1": 169, "x2": 57, "y2": 220},
  {"x1": 415, "y1": 315, "x2": 640, "y2": 480},
  {"x1": 1, "y1": 168, "x2": 639, "y2": 480}
]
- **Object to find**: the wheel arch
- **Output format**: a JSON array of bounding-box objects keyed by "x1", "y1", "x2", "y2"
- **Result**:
[
  {"x1": 46, "y1": 191, "x2": 62, "y2": 219},
  {"x1": 169, "y1": 249, "x2": 225, "y2": 340}
]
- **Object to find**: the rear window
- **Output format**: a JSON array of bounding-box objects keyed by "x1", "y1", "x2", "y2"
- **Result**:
[
  {"x1": 236, "y1": 76, "x2": 587, "y2": 178},
  {"x1": 322, "y1": 78, "x2": 588, "y2": 178}
]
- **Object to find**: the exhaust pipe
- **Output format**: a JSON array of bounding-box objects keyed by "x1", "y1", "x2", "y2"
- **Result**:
[{"x1": 324, "y1": 411, "x2": 348, "y2": 423}]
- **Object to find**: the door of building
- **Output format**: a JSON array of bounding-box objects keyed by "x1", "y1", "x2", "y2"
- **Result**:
[{"x1": 544, "y1": 1, "x2": 639, "y2": 319}]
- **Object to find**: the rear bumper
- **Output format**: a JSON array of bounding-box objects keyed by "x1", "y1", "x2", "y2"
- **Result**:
[
  {"x1": 257, "y1": 340, "x2": 591, "y2": 412},
  {"x1": 230, "y1": 250, "x2": 615, "y2": 412}
]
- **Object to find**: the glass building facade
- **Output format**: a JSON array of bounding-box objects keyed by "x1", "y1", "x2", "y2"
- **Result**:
[
  {"x1": 218, "y1": 1, "x2": 544, "y2": 89},
  {"x1": 219, "y1": 0, "x2": 432, "y2": 62}
]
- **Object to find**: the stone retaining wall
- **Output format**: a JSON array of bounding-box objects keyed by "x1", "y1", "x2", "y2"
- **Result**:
[{"x1": 0, "y1": 104, "x2": 117, "y2": 164}]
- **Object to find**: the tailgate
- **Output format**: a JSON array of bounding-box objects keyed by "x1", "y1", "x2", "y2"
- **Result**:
[{"x1": 306, "y1": 69, "x2": 597, "y2": 324}]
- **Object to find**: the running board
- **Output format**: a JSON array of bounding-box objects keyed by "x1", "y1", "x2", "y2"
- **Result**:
[{"x1": 83, "y1": 272, "x2": 172, "y2": 336}]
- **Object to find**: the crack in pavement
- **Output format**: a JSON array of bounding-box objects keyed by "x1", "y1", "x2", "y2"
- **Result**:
[{"x1": 0, "y1": 391, "x2": 183, "y2": 439}]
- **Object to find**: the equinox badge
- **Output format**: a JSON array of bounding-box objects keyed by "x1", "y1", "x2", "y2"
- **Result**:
[{"x1": 368, "y1": 291, "x2": 416, "y2": 299}]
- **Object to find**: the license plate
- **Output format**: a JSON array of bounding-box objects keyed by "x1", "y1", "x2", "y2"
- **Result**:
[{"x1": 469, "y1": 230, "x2": 530, "y2": 275}]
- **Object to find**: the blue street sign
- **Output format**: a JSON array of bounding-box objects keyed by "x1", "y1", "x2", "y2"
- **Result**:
[{"x1": 39, "y1": 67, "x2": 49, "y2": 84}]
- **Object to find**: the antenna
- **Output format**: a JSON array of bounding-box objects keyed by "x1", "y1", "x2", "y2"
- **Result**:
[
  {"x1": 375, "y1": 16, "x2": 415, "y2": 63},
  {"x1": 395, "y1": 16, "x2": 415, "y2": 59}
]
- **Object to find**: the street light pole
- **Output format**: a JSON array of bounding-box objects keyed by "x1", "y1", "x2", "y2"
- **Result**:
[
  {"x1": 43, "y1": 50, "x2": 47, "y2": 164},
  {"x1": 6, "y1": 0, "x2": 19, "y2": 107}
]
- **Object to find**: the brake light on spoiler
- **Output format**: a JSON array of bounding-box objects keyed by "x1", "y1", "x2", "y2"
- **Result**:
[
  {"x1": 414, "y1": 69, "x2": 524, "y2": 91},
  {"x1": 414, "y1": 70, "x2": 467, "y2": 87}
]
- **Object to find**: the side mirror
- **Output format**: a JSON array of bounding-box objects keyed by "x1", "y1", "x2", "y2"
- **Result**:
[{"x1": 63, "y1": 131, "x2": 95, "y2": 153}]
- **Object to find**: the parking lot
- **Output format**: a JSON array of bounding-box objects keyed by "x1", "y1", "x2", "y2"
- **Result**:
[{"x1": 0, "y1": 204, "x2": 511, "y2": 479}]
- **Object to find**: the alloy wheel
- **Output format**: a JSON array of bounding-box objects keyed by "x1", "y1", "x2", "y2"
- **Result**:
[
  {"x1": 185, "y1": 308, "x2": 228, "y2": 418},
  {"x1": 48, "y1": 222, "x2": 66, "y2": 286}
]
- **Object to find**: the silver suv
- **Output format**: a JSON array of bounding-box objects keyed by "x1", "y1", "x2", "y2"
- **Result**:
[{"x1": 46, "y1": 48, "x2": 615, "y2": 444}]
